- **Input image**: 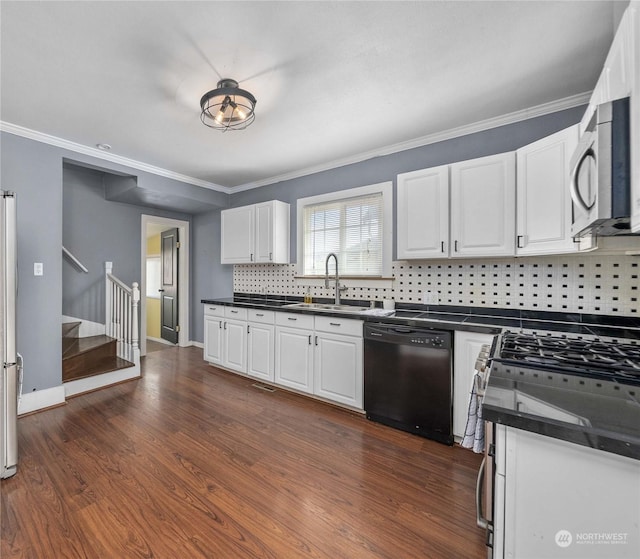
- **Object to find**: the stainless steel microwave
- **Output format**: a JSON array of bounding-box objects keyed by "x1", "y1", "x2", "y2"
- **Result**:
[{"x1": 570, "y1": 96, "x2": 632, "y2": 237}]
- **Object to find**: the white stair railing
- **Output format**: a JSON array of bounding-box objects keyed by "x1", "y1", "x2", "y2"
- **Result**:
[{"x1": 105, "y1": 262, "x2": 140, "y2": 365}]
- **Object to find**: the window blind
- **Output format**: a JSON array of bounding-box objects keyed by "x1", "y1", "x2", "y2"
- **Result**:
[{"x1": 302, "y1": 192, "x2": 383, "y2": 276}]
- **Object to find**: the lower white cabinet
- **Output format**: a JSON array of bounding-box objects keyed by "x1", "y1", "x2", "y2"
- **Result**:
[
  {"x1": 274, "y1": 324, "x2": 314, "y2": 394},
  {"x1": 204, "y1": 315, "x2": 223, "y2": 365},
  {"x1": 314, "y1": 331, "x2": 363, "y2": 409},
  {"x1": 453, "y1": 330, "x2": 495, "y2": 440},
  {"x1": 222, "y1": 318, "x2": 247, "y2": 374},
  {"x1": 247, "y1": 322, "x2": 275, "y2": 382}
]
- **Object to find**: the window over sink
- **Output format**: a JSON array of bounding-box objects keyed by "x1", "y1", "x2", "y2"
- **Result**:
[{"x1": 296, "y1": 182, "x2": 393, "y2": 278}]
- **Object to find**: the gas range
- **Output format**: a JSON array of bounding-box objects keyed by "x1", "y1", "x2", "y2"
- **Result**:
[{"x1": 492, "y1": 331, "x2": 640, "y2": 386}]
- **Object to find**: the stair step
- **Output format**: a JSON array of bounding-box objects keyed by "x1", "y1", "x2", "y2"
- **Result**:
[
  {"x1": 62, "y1": 335, "x2": 116, "y2": 360},
  {"x1": 63, "y1": 355, "x2": 135, "y2": 383},
  {"x1": 62, "y1": 321, "x2": 82, "y2": 338}
]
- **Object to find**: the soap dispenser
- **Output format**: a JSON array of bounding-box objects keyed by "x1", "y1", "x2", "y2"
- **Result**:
[{"x1": 304, "y1": 287, "x2": 312, "y2": 304}]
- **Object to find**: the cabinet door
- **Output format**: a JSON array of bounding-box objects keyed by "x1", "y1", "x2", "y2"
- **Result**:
[
  {"x1": 274, "y1": 326, "x2": 313, "y2": 394},
  {"x1": 204, "y1": 317, "x2": 223, "y2": 365},
  {"x1": 223, "y1": 319, "x2": 247, "y2": 374},
  {"x1": 397, "y1": 166, "x2": 450, "y2": 259},
  {"x1": 516, "y1": 125, "x2": 579, "y2": 256},
  {"x1": 453, "y1": 331, "x2": 494, "y2": 440},
  {"x1": 221, "y1": 206, "x2": 255, "y2": 264},
  {"x1": 450, "y1": 153, "x2": 516, "y2": 257},
  {"x1": 254, "y1": 202, "x2": 273, "y2": 263},
  {"x1": 313, "y1": 332, "x2": 363, "y2": 409},
  {"x1": 247, "y1": 322, "x2": 274, "y2": 382},
  {"x1": 631, "y1": 4, "x2": 640, "y2": 233}
]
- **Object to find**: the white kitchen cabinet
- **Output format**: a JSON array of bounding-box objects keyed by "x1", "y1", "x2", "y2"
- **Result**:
[
  {"x1": 204, "y1": 316, "x2": 223, "y2": 365},
  {"x1": 254, "y1": 201, "x2": 290, "y2": 263},
  {"x1": 495, "y1": 425, "x2": 640, "y2": 559},
  {"x1": 516, "y1": 125, "x2": 579, "y2": 256},
  {"x1": 629, "y1": 2, "x2": 640, "y2": 233},
  {"x1": 203, "y1": 304, "x2": 225, "y2": 365},
  {"x1": 313, "y1": 317, "x2": 363, "y2": 409},
  {"x1": 220, "y1": 205, "x2": 255, "y2": 264},
  {"x1": 397, "y1": 165, "x2": 450, "y2": 259},
  {"x1": 221, "y1": 200, "x2": 290, "y2": 264},
  {"x1": 222, "y1": 318, "x2": 247, "y2": 374},
  {"x1": 453, "y1": 330, "x2": 495, "y2": 440},
  {"x1": 450, "y1": 153, "x2": 516, "y2": 258},
  {"x1": 247, "y1": 321, "x2": 275, "y2": 382},
  {"x1": 275, "y1": 323, "x2": 314, "y2": 394}
]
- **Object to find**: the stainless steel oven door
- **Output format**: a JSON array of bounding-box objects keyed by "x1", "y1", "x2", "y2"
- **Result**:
[{"x1": 476, "y1": 420, "x2": 495, "y2": 558}]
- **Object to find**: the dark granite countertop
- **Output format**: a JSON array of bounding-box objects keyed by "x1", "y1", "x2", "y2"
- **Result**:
[
  {"x1": 483, "y1": 361, "x2": 640, "y2": 460},
  {"x1": 202, "y1": 293, "x2": 640, "y2": 339}
]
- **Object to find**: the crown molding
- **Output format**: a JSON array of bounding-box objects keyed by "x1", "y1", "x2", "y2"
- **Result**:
[
  {"x1": 1, "y1": 91, "x2": 590, "y2": 195},
  {"x1": 0, "y1": 121, "x2": 230, "y2": 193},
  {"x1": 231, "y1": 91, "x2": 591, "y2": 192}
]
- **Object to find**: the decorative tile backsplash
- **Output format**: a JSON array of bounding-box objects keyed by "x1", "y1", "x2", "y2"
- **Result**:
[{"x1": 234, "y1": 254, "x2": 640, "y2": 316}]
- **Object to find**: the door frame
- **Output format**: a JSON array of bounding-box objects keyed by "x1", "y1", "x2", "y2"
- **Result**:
[{"x1": 140, "y1": 215, "x2": 190, "y2": 356}]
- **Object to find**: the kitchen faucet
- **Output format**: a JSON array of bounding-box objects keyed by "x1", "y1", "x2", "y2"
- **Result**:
[{"x1": 325, "y1": 252, "x2": 348, "y2": 305}]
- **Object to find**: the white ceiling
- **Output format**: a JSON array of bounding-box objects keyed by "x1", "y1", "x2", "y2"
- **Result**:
[{"x1": 0, "y1": 1, "x2": 627, "y2": 193}]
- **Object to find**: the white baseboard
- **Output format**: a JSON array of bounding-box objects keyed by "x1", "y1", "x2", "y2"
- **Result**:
[
  {"x1": 64, "y1": 365, "x2": 141, "y2": 398},
  {"x1": 190, "y1": 341, "x2": 204, "y2": 349},
  {"x1": 18, "y1": 385, "x2": 66, "y2": 415},
  {"x1": 62, "y1": 315, "x2": 106, "y2": 337},
  {"x1": 147, "y1": 336, "x2": 175, "y2": 346}
]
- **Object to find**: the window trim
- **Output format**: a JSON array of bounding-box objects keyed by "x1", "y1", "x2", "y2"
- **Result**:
[{"x1": 296, "y1": 181, "x2": 393, "y2": 278}]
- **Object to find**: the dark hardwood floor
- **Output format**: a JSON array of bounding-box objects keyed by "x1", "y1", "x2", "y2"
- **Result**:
[{"x1": 1, "y1": 345, "x2": 487, "y2": 558}]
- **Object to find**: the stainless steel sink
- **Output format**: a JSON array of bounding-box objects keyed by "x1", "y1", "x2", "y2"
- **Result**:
[{"x1": 283, "y1": 302, "x2": 368, "y2": 313}]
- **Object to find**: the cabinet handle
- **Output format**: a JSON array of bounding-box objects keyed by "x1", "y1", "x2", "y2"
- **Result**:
[
  {"x1": 223, "y1": 322, "x2": 227, "y2": 330},
  {"x1": 247, "y1": 325, "x2": 250, "y2": 334},
  {"x1": 315, "y1": 335, "x2": 318, "y2": 346},
  {"x1": 517, "y1": 235, "x2": 525, "y2": 249},
  {"x1": 441, "y1": 241, "x2": 445, "y2": 253},
  {"x1": 250, "y1": 253, "x2": 254, "y2": 261},
  {"x1": 230, "y1": 310, "x2": 238, "y2": 314},
  {"x1": 329, "y1": 322, "x2": 341, "y2": 327},
  {"x1": 454, "y1": 240, "x2": 458, "y2": 252},
  {"x1": 219, "y1": 321, "x2": 222, "y2": 329},
  {"x1": 476, "y1": 456, "x2": 488, "y2": 530},
  {"x1": 269, "y1": 252, "x2": 272, "y2": 261},
  {"x1": 287, "y1": 317, "x2": 297, "y2": 321},
  {"x1": 256, "y1": 313, "x2": 264, "y2": 317},
  {"x1": 308, "y1": 335, "x2": 312, "y2": 345}
]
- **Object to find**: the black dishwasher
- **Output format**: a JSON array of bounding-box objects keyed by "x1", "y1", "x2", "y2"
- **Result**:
[{"x1": 364, "y1": 322, "x2": 453, "y2": 445}]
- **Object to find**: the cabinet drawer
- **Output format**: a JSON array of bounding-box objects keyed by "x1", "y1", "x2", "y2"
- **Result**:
[
  {"x1": 275, "y1": 312, "x2": 314, "y2": 329},
  {"x1": 204, "y1": 304, "x2": 225, "y2": 318},
  {"x1": 248, "y1": 309, "x2": 275, "y2": 324},
  {"x1": 314, "y1": 316, "x2": 363, "y2": 337},
  {"x1": 225, "y1": 306, "x2": 248, "y2": 320}
]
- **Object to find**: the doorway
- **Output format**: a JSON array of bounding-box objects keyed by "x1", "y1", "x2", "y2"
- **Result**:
[{"x1": 140, "y1": 215, "x2": 190, "y2": 356}]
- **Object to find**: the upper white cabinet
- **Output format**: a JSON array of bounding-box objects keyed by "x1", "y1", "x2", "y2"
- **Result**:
[
  {"x1": 628, "y1": 3, "x2": 640, "y2": 232},
  {"x1": 450, "y1": 153, "x2": 516, "y2": 258},
  {"x1": 221, "y1": 200, "x2": 290, "y2": 264},
  {"x1": 397, "y1": 165, "x2": 449, "y2": 259},
  {"x1": 515, "y1": 125, "x2": 579, "y2": 256}
]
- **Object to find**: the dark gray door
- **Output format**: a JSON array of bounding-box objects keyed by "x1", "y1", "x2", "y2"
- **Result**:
[{"x1": 160, "y1": 228, "x2": 179, "y2": 344}]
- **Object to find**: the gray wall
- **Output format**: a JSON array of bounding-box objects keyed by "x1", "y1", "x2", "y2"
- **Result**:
[
  {"x1": 0, "y1": 131, "x2": 229, "y2": 393},
  {"x1": 229, "y1": 106, "x2": 586, "y2": 262},
  {"x1": 62, "y1": 164, "x2": 192, "y2": 323}
]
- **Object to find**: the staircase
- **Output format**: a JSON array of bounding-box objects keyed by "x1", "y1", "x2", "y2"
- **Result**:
[{"x1": 62, "y1": 322, "x2": 134, "y2": 382}]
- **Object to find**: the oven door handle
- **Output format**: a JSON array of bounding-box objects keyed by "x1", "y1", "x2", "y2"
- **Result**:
[
  {"x1": 569, "y1": 147, "x2": 596, "y2": 212},
  {"x1": 476, "y1": 455, "x2": 489, "y2": 530}
]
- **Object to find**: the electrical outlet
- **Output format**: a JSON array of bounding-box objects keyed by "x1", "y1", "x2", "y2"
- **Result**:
[{"x1": 34, "y1": 262, "x2": 43, "y2": 276}]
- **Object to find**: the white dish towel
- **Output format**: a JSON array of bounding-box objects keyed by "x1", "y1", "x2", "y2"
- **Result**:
[{"x1": 461, "y1": 370, "x2": 485, "y2": 453}]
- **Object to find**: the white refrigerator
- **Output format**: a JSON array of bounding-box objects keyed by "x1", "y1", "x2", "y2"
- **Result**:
[{"x1": 1, "y1": 191, "x2": 19, "y2": 479}]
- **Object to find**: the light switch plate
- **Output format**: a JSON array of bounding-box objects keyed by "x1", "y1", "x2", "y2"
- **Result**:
[{"x1": 34, "y1": 262, "x2": 43, "y2": 276}]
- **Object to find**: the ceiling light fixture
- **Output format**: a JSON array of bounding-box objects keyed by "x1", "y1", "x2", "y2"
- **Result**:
[{"x1": 200, "y1": 78, "x2": 256, "y2": 131}]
